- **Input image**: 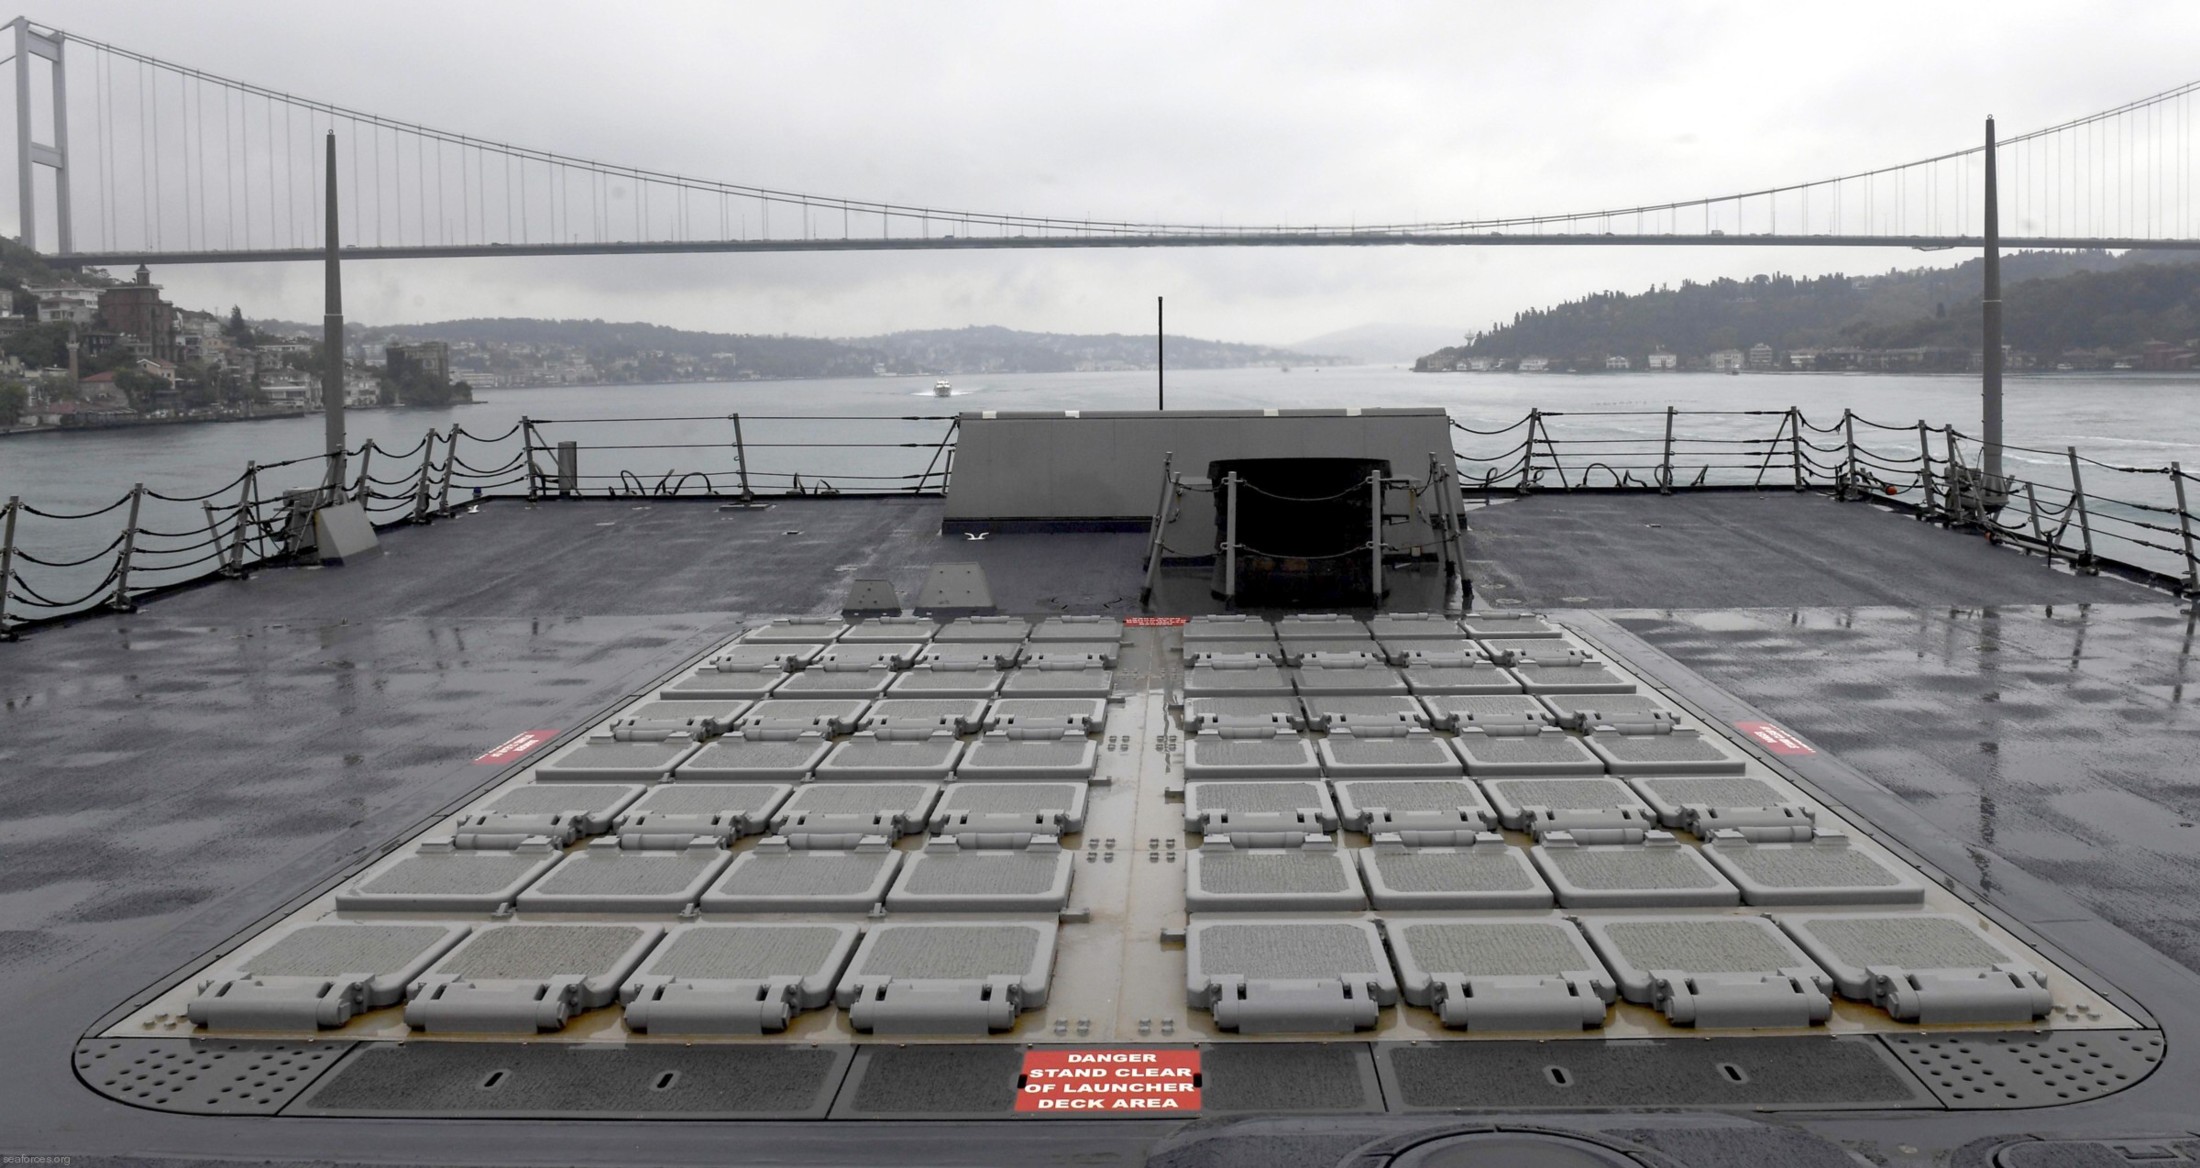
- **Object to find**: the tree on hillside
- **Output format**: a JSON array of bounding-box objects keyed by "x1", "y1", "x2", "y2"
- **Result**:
[{"x1": 0, "y1": 382, "x2": 26, "y2": 426}]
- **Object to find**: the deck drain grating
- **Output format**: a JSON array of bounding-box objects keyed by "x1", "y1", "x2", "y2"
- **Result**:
[
  {"x1": 76, "y1": 1038, "x2": 350, "y2": 1114},
  {"x1": 1880, "y1": 1030, "x2": 2163, "y2": 1108}
]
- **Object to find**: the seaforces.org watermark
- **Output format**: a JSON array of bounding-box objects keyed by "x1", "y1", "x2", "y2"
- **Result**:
[{"x1": 4, "y1": 1156, "x2": 71, "y2": 1165}]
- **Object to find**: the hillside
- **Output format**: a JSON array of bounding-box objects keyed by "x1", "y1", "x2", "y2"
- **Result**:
[
  {"x1": 1417, "y1": 250, "x2": 2200, "y2": 370},
  {"x1": 254, "y1": 317, "x2": 1342, "y2": 380}
]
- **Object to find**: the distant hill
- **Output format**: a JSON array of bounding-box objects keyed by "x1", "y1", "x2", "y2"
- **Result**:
[
  {"x1": 249, "y1": 317, "x2": 1343, "y2": 378},
  {"x1": 1289, "y1": 323, "x2": 1465, "y2": 364},
  {"x1": 850, "y1": 325, "x2": 1342, "y2": 373},
  {"x1": 1417, "y1": 250, "x2": 2200, "y2": 369}
]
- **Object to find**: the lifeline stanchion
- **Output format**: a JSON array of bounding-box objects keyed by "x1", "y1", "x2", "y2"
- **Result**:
[
  {"x1": 412, "y1": 430, "x2": 437, "y2": 521},
  {"x1": 1659, "y1": 406, "x2": 1676, "y2": 494},
  {"x1": 1223, "y1": 471, "x2": 1240, "y2": 606},
  {"x1": 108, "y1": 483, "x2": 144, "y2": 612},
  {"x1": 0, "y1": 495, "x2": 17, "y2": 640},
  {"x1": 2173, "y1": 462, "x2": 2199, "y2": 596},
  {"x1": 1916, "y1": 420, "x2": 1937, "y2": 520},
  {"x1": 1368, "y1": 468, "x2": 1384, "y2": 605},
  {"x1": 436, "y1": 427, "x2": 460, "y2": 515},
  {"x1": 1841, "y1": 410, "x2": 1859, "y2": 498},
  {"x1": 1138, "y1": 453, "x2": 1176, "y2": 608},
  {"x1": 2067, "y1": 447, "x2": 2098, "y2": 573},
  {"x1": 1789, "y1": 407, "x2": 1805, "y2": 492},
  {"x1": 732, "y1": 413, "x2": 752, "y2": 500}
]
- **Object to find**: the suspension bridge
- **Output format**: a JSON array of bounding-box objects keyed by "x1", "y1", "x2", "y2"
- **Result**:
[{"x1": 14, "y1": 15, "x2": 2200, "y2": 265}]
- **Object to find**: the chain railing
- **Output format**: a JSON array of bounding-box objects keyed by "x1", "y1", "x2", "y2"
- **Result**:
[
  {"x1": 1450, "y1": 407, "x2": 2200, "y2": 595},
  {"x1": 4, "y1": 405, "x2": 2193, "y2": 639},
  {"x1": 0, "y1": 412, "x2": 959, "y2": 637}
]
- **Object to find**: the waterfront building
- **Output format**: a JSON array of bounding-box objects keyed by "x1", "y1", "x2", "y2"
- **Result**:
[
  {"x1": 25, "y1": 284, "x2": 98, "y2": 326},
  {"x1": 1645, "y1": 350, "x2": 1677, "y2": 370},
  {"x1": 1518, "y1": 356, "x2": 1550, "y2": 372},
  {"x1": 1745, "y1": 342, "x2": 1778, "y2": 370},
  {"x1": 386, "y1": 341, "x2": 451, "y2": 386},
  {"x1": 1605, "y1": 355, "x2": 1632, "y2": 370},
  {"x1": 1709, "y1": 349, "x2": 1745, "y2": 371},
  {"x1": 95, "y1": 266, "x2": 179, "y2": 362}
]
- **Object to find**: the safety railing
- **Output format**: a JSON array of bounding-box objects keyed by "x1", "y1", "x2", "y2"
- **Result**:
[
  {"x1": 5, "y1": 405, "x2": 2193, "y2": 639},
  {"x1": 0, "y1": 412, "x2": 959, "y2": 637},
  {"x1": 1450, "y1": 406, "x2": 2200, "y2": 595}
]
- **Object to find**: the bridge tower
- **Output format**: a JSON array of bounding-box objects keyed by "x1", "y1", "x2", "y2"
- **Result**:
[{"x1": 11, "y1": 18, "x2": 71, "y2": 253}]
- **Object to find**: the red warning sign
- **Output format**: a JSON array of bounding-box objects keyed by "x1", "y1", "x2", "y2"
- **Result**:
[
  {"x1": 1735, "y1": 720, "x2": 1816, "y2": 756},
  {"x1": 1016, "y1": 1049, "x2": 1202, "y2": 1113},
  {"x1": 474, "y1": 730, "x2": 559, "y2": 765},
  {"x1": 1124, "y1": 616, "x2": 1190, "y2": 627}
]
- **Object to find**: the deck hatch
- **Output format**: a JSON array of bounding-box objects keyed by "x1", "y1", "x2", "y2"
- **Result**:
[
  {"x1": 885, "y1": 835, "x2": 1075, "y2": 912},
  {"x1": 835, "y1": 920, "x2": 1057, "y2": 1034},
  {"x1": 515, "y1": 839, "x2": 734, "y2": 913},
  {"x1": 1366, "y1": 612, "x2": 1467, "y2": 640},
  {"x1": 954, "y1": 726, "x2": 1100, "y2": 781},
  {"x1": 533, "y1": 732, "x2": 701, "y2": 782},
  {"x1": 676, "y1": 727, "x2": 833, "y2": 782},
  {"x1": 1585, "y1": 725, "x2": 1748, "y2": 775},
  {"x1": 1579, "y1": 915, "x2": 1833, "y2": 1028},
  {"x1": 934, "y1": 615, "x2": 1034, "y2": 642},
  {"x1": 334, "y1": 838, "x2": 561, "y2": 913},
  {"x1": 1531, "y1": 833, "x2": 1741, "y2": 908},
  {"x1": 990, "y1": 696, "x2": 1111, "y2": 734},
  {"x1": 1511, "y1": 660, "x2": 1638, "y2": 695},
  {"x1": 1417, "y1": 693, "x2": 1553, "y2": 731},
  {"x1": 997, "y1": 657, "x2": 1113, "y2": 698},
  {"x1": 612, "y1": 782, "x2": 793, "y2": 843},
  {"x1": 1357, "y1": 834, "x2": 1552, "y2": 910},
  {"x1": 1297, "y1": 694, "x2": 1424, "y2": 731},
  {"x1": 735, "y1": 699, "x2": 872, "y2": 735},
  {"x1": 620, "y1": 922, "x2": 861, "y2": 1034},
  {"x1": 611, "y1": 697, "x2": 752, "y2": 736},
  {"x1": 1184, "y1": 779, "x2": 1339, "y2": 834},
  {"x1": 186, "y1": 923, "x2": 471, "y2": 1030},
  {"x1": 769, "y1": 781, "x2": 940, "y2": 842},
  {"x1": 1482, "y1": 777, "x2": 1655, "y2": 843},
  {"x1": 930, "y1": 780, "x2": 1091, "y2": 835},
  {"x1": 1457, "y1": 612, "x2": 1564, "y2": 639},
  {"x1": 1703, "y1": 832, "x2": 1925, "y2": 906},
  {"x1": 1182, "y1": 725, "x2": 1321, "y2": 779},
  {"x1": 404, "y1": 923, "x2": 662, "y2": 1033},
  {"x1": 1780, "y1": 913, "x2": 2054, "y2": 1023},
  {"x1": 866, "y1": 697, "x2": 991, "y2": 733},
  {"x1": 1029, "y1": 615, "x2": 1123, "y2": 642},
  {"x1": 1319, "y1": 724, "x2": 1466, "y2": 778},
  {"x1": 814, "y1": 728, "x2": 964, "y2": 782},
  {"x1": 1385, "y1": 915, "x2": 1614, "y2": 1031},
  {"x1": 453, "y1": 783, "x2": 644, "y2": 847},
  {"x1": 1398, "y1": 657, "x2": 1523, "y2": 695},
  {"x1": 1628, "y1": 775, "x2": 1817, "y2": 842},
  {"x1": 884, "y1": 661, "x2": 1007, "y2": 698},
  {"x1": 700, "y1": 838, "x2": 902, "y2": 912},
  {"x1": 1291, "y1": 654, "x2": 1410, "y2": 696},
  {"x1": 1185, "y1": 835, "x2": 1366, "y2": 912},
  {"x1": 1451, "y1": 726, "x2": 1605, "y2": 778},
  {"x1": 1540, "y1": 692, "x2": 1679, "y2": 732},
  {"x1": 1182, "y1": 657, "x2": 1294, "y2": 697},
  {"x1": 1332, "y1": 777, "x2": 1498, "y2": 837},
  {"x1": 1185, "y1": 918, "x2": 1396, "y2": 1033}
]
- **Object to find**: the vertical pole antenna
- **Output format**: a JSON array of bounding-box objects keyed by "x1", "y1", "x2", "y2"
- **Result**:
[
  {"x1": 1982, "y1": 115, "x2": 2004, "y2": 486},
  {"x1": 323, "y1": 130, "x2": 347, "y2": 493}
]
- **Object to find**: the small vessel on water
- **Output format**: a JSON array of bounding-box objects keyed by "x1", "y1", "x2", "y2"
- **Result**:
[{"x1": 933, "y1": 379, "x2": 953, "y2": 395}]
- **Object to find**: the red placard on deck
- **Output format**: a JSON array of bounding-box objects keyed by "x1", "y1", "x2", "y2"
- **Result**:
[
  {"x1": 1735, "y1": 720, "x2": 1816, "y2": 756},
  {"x1": 1016, "y1": 1049, "x2": 1202, "y2": 1113},
  {"x1": 1124, "y1": 616, "x2": 1190, "y2": 627},
  {"x1": 475, "y1": 730, "x2": 560, "y2": 765}
]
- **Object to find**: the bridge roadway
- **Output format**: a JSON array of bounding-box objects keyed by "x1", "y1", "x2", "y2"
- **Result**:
[{"x1": 47, "y1": 232, "x2": 2200, "y2": 267}]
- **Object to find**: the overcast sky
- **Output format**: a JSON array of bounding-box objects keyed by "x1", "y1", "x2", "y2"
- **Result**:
[{"x1": 20, "y1": 1, "x2": 2200, "y2": 349}]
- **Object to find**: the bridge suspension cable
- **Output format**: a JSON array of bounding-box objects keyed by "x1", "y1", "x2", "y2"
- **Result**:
[{"x1": 13, "y1": 17, "x2": 2200, "y2": 260}]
